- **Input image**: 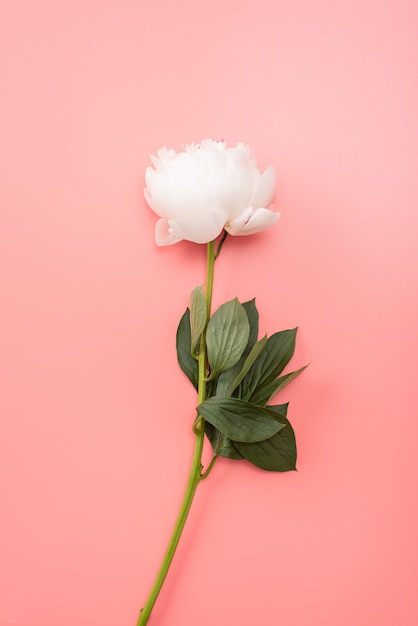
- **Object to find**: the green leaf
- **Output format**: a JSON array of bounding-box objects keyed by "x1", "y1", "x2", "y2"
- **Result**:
[
  {"x1": 250, "y1": 364, "x2": 309, "y2": 406},
  {"x1": 206, "y1": 403, "x2": 289, "y2": 462},
  {"x1": 205, "y1": 423, "x2": 244, "y2": 459},
  {"x1": 215, "y1": 335, "x2": 268, "y2": 399},
  {"x1": 242, "y1": 299, "x2": 259, "y2": 356},
  {"x1": 230, "y1": 335, "x2": 268, "y2": 392},
  {"x1": 241, "y1": 328, "x2": 298, "y2": 401},
  {"x1": 213, "y1": 300, "x2": 260, "y2": 396},
  {"x1": 198, "y1": 397, "x2": 285, "y2": 443},
  {"x1": 215, "y1": 359, "x2": 244, "y2": 398},
  {"x1": 206, "y1": 299, "x2": 250, "y2": 378},
  {"x1": 176, "y1": 308, "x2": 198, "y2": 389},
  {"x1": 270, "y1": 403, "x2": 289, "y2": 418},
  {"x1": 190, "y1": 286, "x2": 207, "y2": 354},
  {"x1": 233, "y1": 405, "x2": 297, "y2": 472}
]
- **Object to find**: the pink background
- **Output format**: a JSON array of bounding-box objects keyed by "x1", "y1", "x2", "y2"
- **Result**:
[{"x1": 1, "y1": 1, "x2": 417, "y2": 625}]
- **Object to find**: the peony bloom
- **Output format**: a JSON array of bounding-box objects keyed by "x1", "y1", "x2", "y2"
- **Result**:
[{"x1": 144, "y1": 139, "x2": 279, "y2": 246}]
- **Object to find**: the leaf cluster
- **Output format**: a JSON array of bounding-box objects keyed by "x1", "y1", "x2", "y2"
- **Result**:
[{"x1": 176, "y1": 297, "x2": 307, "y2": 472}]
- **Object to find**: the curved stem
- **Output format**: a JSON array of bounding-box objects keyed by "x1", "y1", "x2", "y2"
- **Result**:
[
  {"x1": 137, "y1": 429, "x2": 204, "y2": 626},
  {"x1": 200, "y1": 455, "x2": 218, "y2": 480},
  {"x1": 215, "y1": 230, "x2": 228, "y2": 260},
  {"x1": 137, "y1": 240, "x2": 216, "y2": 626}
]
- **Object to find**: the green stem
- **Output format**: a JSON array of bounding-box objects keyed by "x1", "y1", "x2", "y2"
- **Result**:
[
  {"x1": 200, "y1": 454, "x2": 218, "y2": 480},
  {"x1": 137, "y1": 240, "x2": 216, "y2": 626}
]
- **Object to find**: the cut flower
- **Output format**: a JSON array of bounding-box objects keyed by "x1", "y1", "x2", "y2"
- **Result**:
[
  {"x1": 137, "y1": 140, "x2": 307, "y2": 625},
  {"x1": 144, "y1": 139, "x2": 279, "y2": 245}
]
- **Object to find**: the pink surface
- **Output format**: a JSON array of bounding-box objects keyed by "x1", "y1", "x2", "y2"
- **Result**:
[{"x1": 1, "y1": 1, "x2": 417, "y2": 625}]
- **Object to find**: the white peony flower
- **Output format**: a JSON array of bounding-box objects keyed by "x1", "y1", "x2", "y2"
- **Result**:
[{"x1": 144, "y1": 139, "x2": 279, "y2": 246}]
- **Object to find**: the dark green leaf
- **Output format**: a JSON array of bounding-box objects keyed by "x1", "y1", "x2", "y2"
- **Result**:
[
  {"x1": 205, "y1": 378, "x2": 217, "y2": 400},
  {"x1": 190, "y1": 286, "x2": 207, "y2": 354},
  {"x1": 205, "y1": 422, "x2": 244, "y2": 459},
  {"x1": 215, "y1": 359, "x2": 244, "y2": 398},
  {"x1": 206, "y1": 299, "x2": 250, "y2": 377},
  {"x1": 242, "y1": 299, "x2": 259, "y2": 356},
  {"x1": 206, "y1": 403, "x2": 289, "y2": 462},
  {"x1": 250, "y1": 365, "x2": 309, "y2": 406},
  {"x1": 233, "y1": 405, "x2": 297, "y2": 472},
  {"x1": 198, "y1": 397, "x2": 285, "y2": 443},
  {"x1": 241, "y1": 329, "x2": 298, "y2": 401},
  {"x1": 215, "y1": 335, "x2": 268, "y2": 399},
  {"x1": 270, "y1": 403, "x2": 289, "y2": 418},
  {"x1": 213, "y1": 299, "x2": 259, "y2": 395},
  {"x1": 176, "y1": 308, "x2": 198, "y2": 389},
  {"x1": 230, "y1": 335, "x2": 268, "y2": 392}
]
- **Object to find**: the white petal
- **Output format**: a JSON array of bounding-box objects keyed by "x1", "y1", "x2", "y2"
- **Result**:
[
  {"x1": 227, "y1": 142, "x2": 251, "y2": 168},
  {"x1": 143, "y1": 187, "x2": 153, "y2": 209},
  {"x1": 149, "y1": 153, "x2": 160, "y2": 168},
  {"x1": 225, "y1": 208, "x2": 280, "y2": 236},
  {"x1": 155, "y1": 218, "x2": 183, "y2": 246},
  {"x1": 169, "y1": 211, "x2": 227, "y2": 244},
  {"x1": 250, "y1": 166, "x2": 276, "y2": 209},
  {"x1": 145, "y1": 166, "x2": 157, "y2": 191},
  {"x1": 200, "y1": 138, "x2": 224, "y2": 152},
  {"x1": 147, "y1": 156, "x2": 221, "y2": 219},
  {"x1": 209, "y1": 167, "x2": 254, "y2": 217},
  {"x1": 225, "y1": 206, "x2": 253, "y2": 234}
]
